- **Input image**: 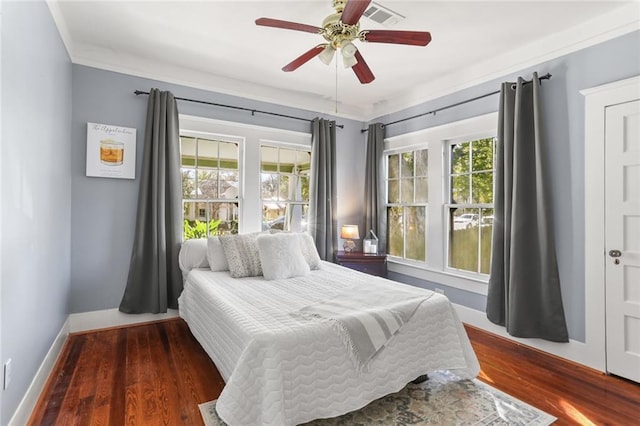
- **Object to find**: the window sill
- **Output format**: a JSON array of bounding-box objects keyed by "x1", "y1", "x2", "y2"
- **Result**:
[{"x1": 387, "y1": 258, "x2": 489, "y2": 296}]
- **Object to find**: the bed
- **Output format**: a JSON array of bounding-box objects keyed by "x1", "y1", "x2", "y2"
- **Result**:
[{"x1": 177, "y1": 234, "x2": 480, "y2": 426}]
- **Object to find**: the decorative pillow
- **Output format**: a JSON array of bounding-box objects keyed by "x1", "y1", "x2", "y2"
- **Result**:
[
  {"x1": 256, "y1": 233, "x2": 310, "y2": 280},
  {"x1": 207, "y1": 236, "x2": 229, "y2": 272},
  {"x1": 297, "y1": 233, "x2": 322, "y2": 270},
  {"x1": 219, "y1": 232, "x2": 263, "y2": 278},
  {"x1": 178, "y1": 238, "x2": 209, "y2": 273}
]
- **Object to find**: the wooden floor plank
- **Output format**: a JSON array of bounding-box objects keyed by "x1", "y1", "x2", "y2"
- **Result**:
[{"x1": 28, "y1": 318, "x2": 639, "y2": 425}]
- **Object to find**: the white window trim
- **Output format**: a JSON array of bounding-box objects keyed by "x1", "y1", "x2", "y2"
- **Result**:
[
  {"x1": 179, "y1": 115, "x2": 311, "y2": 233},
  {"x1": 384, "y1": 112, "x2": 498, "y2": 296}
]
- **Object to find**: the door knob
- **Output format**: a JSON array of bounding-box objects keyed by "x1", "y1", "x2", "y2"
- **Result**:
[{"x1": 609, "y1": 249, "x2": 622, "y2": 258}]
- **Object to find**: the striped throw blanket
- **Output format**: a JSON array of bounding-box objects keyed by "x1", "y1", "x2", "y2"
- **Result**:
[{"x1": 293, "y1": 290, "x2": 433, "y2": 371}]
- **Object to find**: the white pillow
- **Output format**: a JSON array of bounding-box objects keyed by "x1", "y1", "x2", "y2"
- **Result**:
[
  {"x1": 256, "y1": 233, "x2": 310, "y2": 280},
  {"x1": 219, "y1": 232, "x2": 264, "y2": 278},
  {"x1": 297, "y1": 233, "x2": 322, "y2": 270},
  {"x1": 207, "y1": 236, "x2": 229, "y2": 272},
  {"x1": 178, "y1": 238, "x2": 209, "y2": 273}
]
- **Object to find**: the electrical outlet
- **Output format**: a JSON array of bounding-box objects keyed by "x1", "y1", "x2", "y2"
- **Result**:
[
  {"x1": 435, "y1": 288, "x2": 445, "y2": 295},
  {"x1": 4, "y1": 359, "x2": 12, "y2": 390}
]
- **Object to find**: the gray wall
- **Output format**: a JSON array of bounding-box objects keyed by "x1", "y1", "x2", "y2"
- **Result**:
[
  {"x1": 1, "y1": 1, "x2": 72, "y2": 423},
  {"x1": 379, "y1": 30, "x2": 640, "y2": 342},
  {"x1": 70, "y1": 65, "x2": 365, "y2": 313}
]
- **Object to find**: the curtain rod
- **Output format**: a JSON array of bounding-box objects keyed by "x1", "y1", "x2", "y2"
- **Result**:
[
  {"x1": 361, "y1": 73, "x2": 552, "y2": 133},
  {"x1": 134, "y1": 90, "x2": 344, "y2": 129}
]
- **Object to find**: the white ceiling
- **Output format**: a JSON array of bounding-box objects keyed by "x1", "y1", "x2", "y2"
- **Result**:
[{"x1": 48, "y1": 1, "x2": 640, "y2": 121}]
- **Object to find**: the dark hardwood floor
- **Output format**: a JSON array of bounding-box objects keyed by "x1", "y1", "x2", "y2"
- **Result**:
[{"x1": 29, "y1": 319, "x2": 639, "y2": 425}]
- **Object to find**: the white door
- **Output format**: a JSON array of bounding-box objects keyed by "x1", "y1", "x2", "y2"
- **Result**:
[{"x1": 605, "y1": 99, "x2": 640, "y2": 382}]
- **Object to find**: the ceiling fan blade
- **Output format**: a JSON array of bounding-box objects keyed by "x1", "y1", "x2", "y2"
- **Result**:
[
  {"x1": 352, "y1": 50, "x2": 375, "y2": 84},
  {"x1": 341, "y1": 0, "x2": 372, "y2": 25},
  {"x1": 255, "y1": 18, "x2": 322, "y2": 34},
  {"x1": 361, "y1": 30, "x2": 432, "y2": 46},
  {"x1": 282, "y1": 45, "x2": 327, "y2": 72}
]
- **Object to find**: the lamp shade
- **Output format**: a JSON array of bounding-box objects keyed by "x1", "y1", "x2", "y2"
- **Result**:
[
  {"x1": 340, "y1": 225, "x2": 360, "y2": 240},
  {"x1": 319, "y1": 45, "x2": 336, "y2": 65}
]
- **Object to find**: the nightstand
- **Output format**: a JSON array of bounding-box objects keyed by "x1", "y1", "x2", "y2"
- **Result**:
[{"x1": 336, "y1": 251, "x2": 387, "y2": 278}]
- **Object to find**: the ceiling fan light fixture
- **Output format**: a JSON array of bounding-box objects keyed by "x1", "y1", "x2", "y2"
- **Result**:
[
  {"x1": 319, "y1": 45, "x2": 336, "y2": 65},
  {"x1": 341, "y1": 41, "x2": 358, "y2": 68},
  {"x1": 342, "y1": 53, "x2": 358, "y2": 68},
  {"x1": 341, "y1": 41, "x2": 358, "y2": 58}
]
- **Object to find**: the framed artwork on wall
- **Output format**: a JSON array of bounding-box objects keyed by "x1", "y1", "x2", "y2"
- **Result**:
[{"x1": 86, "y1": 122, "x2": 136, "y2": 179}]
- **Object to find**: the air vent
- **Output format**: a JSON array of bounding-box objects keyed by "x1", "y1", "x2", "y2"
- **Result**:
[{"x1": 363, "y1": 1, "x2": 405, "y2": 27}]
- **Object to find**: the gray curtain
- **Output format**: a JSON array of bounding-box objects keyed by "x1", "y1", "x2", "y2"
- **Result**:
[
  {"x1": 120, "y1": 89, "x2": 182, "y2": 314},
  {"x1": 309, "y1": 118, "x2": 337, "y2": 260},
  {"x1": 363, "y1": 123, "x2": 386, "y2": 249},
  {"x1": 486, "y1": 73, "x2": 568, "y2": 342}
]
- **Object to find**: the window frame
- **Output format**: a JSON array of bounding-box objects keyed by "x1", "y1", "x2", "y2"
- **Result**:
[
  {"x1": 384, "y1": 147, "x2": 429, "y2": 262},
  {"x1": 259, "y1": 141, "x2": 312, "y2": 232},
  {"x1": 444, "y1": 136, "x2": 496, "y2": 278},
  {"x1": 179, "y1": 115, "x2": 312, "y2": 235},
  {"x1": 179, "y1": 131, "x2": 243, "y2": 239},
  {"x1": 383, "y1": 112, "x2": 498, "y2": 296}
]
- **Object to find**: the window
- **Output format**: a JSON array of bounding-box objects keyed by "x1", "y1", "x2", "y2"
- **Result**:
[
  {"x1": 386, "y1": 149, "x2": 428, "y2": 261},
  {"x1": 260, "y1": 145, "x2": 311, "y2": 232},
  {"x1": 447, "y1": 138, "x2": 495, "y2": 274},
  {"x1": 382, "y1": 112, "x2": 497, "y2": 294},
  {"x1": 180, "y1": 135, "x2": 239, "y2": 239}
]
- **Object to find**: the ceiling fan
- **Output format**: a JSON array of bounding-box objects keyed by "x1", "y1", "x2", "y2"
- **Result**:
[{"x1": 255, "y1": 0, "x2": 432, "y2": 84}]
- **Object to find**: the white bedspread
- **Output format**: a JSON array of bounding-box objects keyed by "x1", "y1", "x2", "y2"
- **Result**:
[{"x1": 178, "y1": 261, "x2": 480, "y2": 426}]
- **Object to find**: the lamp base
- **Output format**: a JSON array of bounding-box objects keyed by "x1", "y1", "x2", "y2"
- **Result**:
[{"x1": 343, "y1": 240, "x2": 356, "y2": 252}]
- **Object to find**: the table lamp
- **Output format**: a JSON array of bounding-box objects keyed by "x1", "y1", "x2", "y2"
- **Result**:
[{"x1": 340, "y1": 225, "x2": 360, "y2": 253}]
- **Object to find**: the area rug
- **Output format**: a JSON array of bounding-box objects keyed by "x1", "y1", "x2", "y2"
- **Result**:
[{"x1": 199, "y1": 370, "x2": 556, "y2": 425}]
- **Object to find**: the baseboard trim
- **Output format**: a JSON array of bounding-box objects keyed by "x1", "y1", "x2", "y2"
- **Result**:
[
  {"x1": 454, "y1": 303, "x2": 603, "y2": 372},
  {"x1": 9, "y1": 317, "x2": 70, "y2": 426},
  {"x1": 9, "y1": 308, "x2": 180, "y2": 425},
  {"x1": 69, "y1": 308, "x2": 179, "y2": 333}
]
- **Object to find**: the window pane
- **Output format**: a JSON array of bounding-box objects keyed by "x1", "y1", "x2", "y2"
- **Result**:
[
  {"x1": 211, "y1": 202, "x2": 239, "y2": 235},
  {"x1": 219, "y1": 141, "x2": 238, "y2": 170},
  {"x1": 261, "y1": 146, "x2": 278, "y2": 172},
  {"x1": 181, "y1": 137, "x2": 196, "y2": 166},
  {"x1": 405, "y1": 206, "x2": 426, "y2": 261},
  {"x1": 279, "y1": 174, "x2": 291, "y2": 201},
  {"x1": 261, "y1": 173, "x2": 278, "y2": 199},
  {"x1": 415, "y1": 177, "x2": 428, "y2": 203},
  {"x1": 262, "y1": 203, "x2": 285, "y2": 229},
  {"x1": 181, "y1": 169, "x2": 196, "y2": 199},
  {"x1": 449, "y1": 208, "x2": 480, "y2": 272},
  {"x1": 480, "y1": 208, "x2": 494, "y2": 274},
  {"x1": 401, "y1": 152, "x2": 414, "y2": 177},
  {"x1": 183, "y1": 201, "x2": 208, "y2": 240},
  {"x1": 451, "y1": 175, "x2": 470, "y2": 204},
  {"x1": 388, "y1": 154, "x2": 399, "y2": 179},
  {"x1": 287, "y1": 174, "x2": 305, "y2": 202},
  {"x1": 286, "y1": 203, "x2": 308, "y2": 233},
  {"x1": 299, "y1": 176, "x2": 310, "y2": 202},
  {"x1": 472, "y1": 171, "x2": 493, "y2": 204},
  {"x1": 415, "y1": 149, "x2": 428, "y2": 176},
  {"x1": 451, "y1": 142, "x2": 470, "y2": 174},
  {"x1": 388, "y1": 179, "x2": 399, "y2": 203},
  {"x1": 296, "y1": 150, "x2": 311, "y2": 169},
  {"x1": 198, "y1": 170, "x2": 218, "y2": 199},
  {"x1": 472, "y1": 138, "x2": 494, "y2": 172},
  {"x1": 400, "y1": 178, "x2": 414, "y2": 203},
  {"x1": 219, "y1": 171, "x2": 239, "y2": 199},
  {"x1": 197, "y1": 138, "x2": 219, "y2": 169},
  {"x1": 387, "y1": 206, "x2": 404, "y2": 257}
]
